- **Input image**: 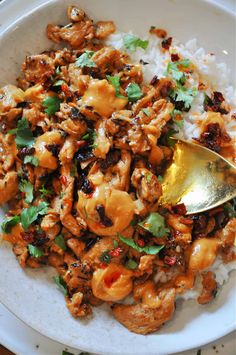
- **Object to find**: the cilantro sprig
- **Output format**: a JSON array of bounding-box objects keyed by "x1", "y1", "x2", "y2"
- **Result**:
[
  {"x1": 28, "y1": 244, "x2": 44, "y2": 258},
  {"x1": 53, "y1": 275, "x2": 67, "y2": 295},
  {"x1": 24, "y1": 155, "x2": 39, "y2": 167},
  {"x1": 54, "y1": 234, "x2": 66, "y2": 251},
  {"x1": 123, "y1": 34, "x2": 149, "y2": 52},
  {"x1": 8, "y1": 117, "x2": 35, "y2": 147},
  {"x1": 125, "y1": 83, "x2": 143, "y2": 102},
  {"x1": 138, "y1": 212, "x2": 170, "y2": 238},
  {"x1": 75, "y1": 51, "x2": 96, "y2": 68},
  {"x1": 106, "y1": 75, "x2": 126, "y2": 99},
  {"x1": 0, "y1": 216, "x2": 20, "y2": 234},
  {"x1": 118, "y1": 234, "x2": 164, "y2": 255},
  {"x1": 43, "y1": 96, "x2": 61, "y2": 116},
  {"x1": 19, "y1": 179, "x2": 34, "y2": 204},
  {"x1": 21, "y1": 202, "x2": 48, "y2": 230}
]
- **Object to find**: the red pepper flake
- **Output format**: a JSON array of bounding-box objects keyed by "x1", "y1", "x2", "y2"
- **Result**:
[
  {"x1": 99, "y1": 262, "x2": 108, "y2": 269},
  {"x1": 60, "y1": 175, "x2": 68, "y2": 186},
  {"x1": 109, "y1": 247, "x2": 123, "y2": 258},
  {"x1": 161, "y1": 37, "x2": 172, "y2": 50},
  {"x1": 150, "y1": 75, "x2": 159, "y2": 85},
  {"x1": 137, "y1": 239, "x2": 145, "y2": 247},
  {"x1": 171, "y1": 53, "x2": 180, "y2": 62},
  {"x1": 76, "y1": 140, "x2": 86, "y2": 149},
  {"x1": 149, "y1": 26, "x2": 167, "y2": 38},
  {"x1": 172, "y1": 203, "x2": 187, "y2": 215},
  {"x1": 164, "y1": 255, "x2": 176, "y2": 266}
]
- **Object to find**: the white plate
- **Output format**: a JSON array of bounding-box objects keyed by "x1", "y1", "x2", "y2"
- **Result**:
[{"x1": 0, "y1": 1, "x2": 235, "y2": 354}]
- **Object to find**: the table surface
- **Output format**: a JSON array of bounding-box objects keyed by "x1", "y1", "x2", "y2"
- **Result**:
[{"x1": 0, "y1": 0, "x2": 236, "y2": 354}]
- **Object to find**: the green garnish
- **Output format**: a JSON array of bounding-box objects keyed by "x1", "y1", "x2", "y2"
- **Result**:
[
  {"x1": 82, "y1": 128, "x2": 97, "y2": 148},
  {"x1": 138, "y1": 212, "x2": 170, "y2": 238},
  {"x1": 125, "y1": 83, "x2": 143, "y2": 102},
  {"x1": 123, "y1": 34, "x2": 149, "y2": 52},
  {"x1": 19, "y1": 179, "x2": 34, "y2": 204},
  {"x1": 24, "y1": 155, "x2": 39, "y2": 167},
  {"x1": 21, "y1": 202, "x2": 48, "y2": 230},
  {"x1": 0, "y1": 216, "x2": 20, "y2": 234},
  {"x1": 157, "y1": 175, "x2": 163, "y2": 182},
  {"x1": 75, "y1": 50, "x2": 96, "y2": 68},
  {"x1": 223, "y1": 199, "x2": 236, "y2": 218},
  {"x1": 28, "y1": 244, "x2": 44, "y2": 258},
  {"x1": 43, "y1": 96, "x2": 61, "y2": 116},
  {"x1": 106, "y1": 75, "x2": 126, "y2": 98},
  {"x1": 39, "y1": 185, "x2": 53, "y2": 198},
  {"x1": 171, "y1": 109, "x2": 184, "y2": 129},
  {"x1": 142, "y1": 108, "x2": 151, "y2": 116},
  {"x1": 113, "y1": 240, "x2": 119, "y2": 248},
  {"x1": 167, "y1": 59, "x2": 190, "y2": 84},
  {"x1": 53, "y1": 275, "x2": 67, "y2": 295},
  {"x1": 53, "y1": 80, "x2": 65, "y2": 87},
  {"x1": 8, "y1": 117, "x2": 35, "y2": 147},
  {"x1": 125, "y1": 259, "x2": 138, "y2": 270},
  {"x1": 146, "y1": 172, "x2": 152, "y2": 183},
  {"x1": 118, "y1": 234, "x2": 164, "y2": 255},
  {"x1": 55, "y1": 234, "x2": 67, "y2": 251},
  {"x1": 100, "y1": 250, "x2": 111, "y2": 264},
  {"x1": 169, "y1": 85, "x2": 198, "y2": 109}
]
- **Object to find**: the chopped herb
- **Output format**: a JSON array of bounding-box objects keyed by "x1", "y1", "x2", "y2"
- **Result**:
[
  {"x1": 62, "y1": 351, "x2": 74, "y2": 355},
  {"x1": 8, "y1": 117, "x2": 35, "y2": 147},
  {"x1": 43, "y1": 96, "x2": 61, "y2": 116},
  {"x1": 125, "y1": 83, "x2": 143, "y2": 102},
  {"x1": 0, "y1": 215, "x2": 20, "y2": 234},
  {"x1": 223, "y1": 201, "x2": 236, "y2": 218},
  {"x1": 146, "y1": 172, "x2": 152, "y2": 183},
  {"x1": 55, "y1": 67, "x2": 61, "y2": 75},
  {"x1": 60, "y1": 191, "x2": 65, "y2": 199},
  {"x1": 118, "y1": 234, "x2": 164, "y2": 255},
  {"x1": 55, "y1": 234, "x2": 67, "y2": 251},
  {"x1": 89, "y1": 130, "x2": 97, "y2": 149},
  {"x1": 75, "y1": 50, "x2": 96, "y2": 68},
  {"x1": 19, "y1": 179, "x2": 34, "y2": 204},
  {"x1": 106, "y1": 75, "x2": 126, "y2": 98},
  {"x1": 24, "y1": 155, "x2": 39, "y2": 167},
  {"x1": 165, "y1": 128, "x2": 179, "y2": 147},
  {"x1": 125, "y1": 259, "x2": 138, "y2": 270},
  {"x1": 167, "y1": 59, "x2": 190, "y2": 84},
  {"x1": 39, "y1": 185, "x2": 53, "y2": 198},
  {"x1": 130, "y1": 215, "x2": 138, "y2": 226},
  {"x1": 138, "y1": 212, "x2": 170, "y2": 238},
  {"x1": 113, "y1": 240, "x2": 119, "y2": 248},
  {"x1": 53, "y1": 275, "x2": 67, "y2": 295},
  {"x1": 100, "y1": 250, "x2": 111, "y2": 264},
  {"x1": 28, "y1": 244, "x2": 44, "y2": 258},
  {"x1": 81, "y1": 133, "x2": 90, "y2": 141},
  {"x1": 142, "y1": 108, "x2": 151, "y2": 116},
  {"x1": 169, "y1": 84, "x2": 198, "y2": 110},
  {"x1": 123, "y1": 34, "x2": 149, "y2": 52},
  {"x1": 157, "y1": 175, "x2": 163, "y2": 182},
  {"x1": 21, "y1": 202, "x2": 48, "y2": 230}
]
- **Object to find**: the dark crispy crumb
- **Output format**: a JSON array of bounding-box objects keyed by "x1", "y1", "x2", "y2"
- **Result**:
[{"x1": 161, "y1": 37, "x2": 172, "y2": 50}]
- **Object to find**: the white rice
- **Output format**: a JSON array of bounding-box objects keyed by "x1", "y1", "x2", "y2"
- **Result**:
[{"x1": 106, "y1": 31, "x2": 236, "y2": 300}]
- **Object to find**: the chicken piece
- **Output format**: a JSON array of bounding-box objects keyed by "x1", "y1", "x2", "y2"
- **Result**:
[
  {"x1": 66, "y1": 292, "x2": 92, "y2": 317},
  {"x1": 24, "y1": 84, "x2": 46, "y2": 105},
  {"x1": 0, "y1": 133, "x2": 17, "y2": 172},
  {"x1": 167, "y1": 214, "x2": 193, "y2": 245},
  {"x1": 92, "y1": 263, "x2": 133, "y2": 302},
  {"x1": 127, "y1": 124, "x2": 150, "y2": 154},
  {"x1": 12, "y1": 243, "x2": 28, "y2": 268},
  {"x1": 67, "y1": 238, "x2": 85, "y2": 258},
  {"x1": 92, "y1": 47, "x2": 124, "y2": 73},
  {"x1": 216, "y1": 218, "x2": 236, "y2": 247},
  {"x1": 77, "y1": 184, "x2": 135, "y2": 236},
  {"x1": 131, "y1": 168, "x2": 162, "y2": 205},
  {"x1": 82, "y1": 236, "x2": 115, "y2": 265},
  {"x1": 41, "y1": 213, "x2": 60, "y2": 240},
  {"x1": 34, "y1": 131, "x2": 64, "y2": 170},
  {"x1": 59, "y1": 136, "x2": 77, "y2": 164},
  {"x1": 68, "y1": 64, "x2": 90, "y2": 93},
  {"x1": 67, "y1": 6, "x2": 86, "y2": 22},
  {"x1": 23, "y1": 105, "x2": 46, "y2": 127},
  {"x1": 0, "y1": 172, "x2": 18, "y2": 205},
  {"x1": 59, "y1": 21, "x2": 94, "y2": 48},
  {"x1": 133, "y1": 281, "x2": 162, "y2": 308},
  {"x1": 138, "y1": 255, "x2": 156, "y2": 275},
  {"x1": 60, "y1": 118, "x2": 87, "y2": 138},
  {"x1": 198, "y1": 271, "x2": 217, "y2": 305},
  {"x1": 112, "y1": 288, "x2": 176, "y2": 334},
  {"x1": 93, "y1": 119, "x2": 112, "y2": 159},
  {"x1": 95, "y1": 21, "x2": 116, "y2": 39},
  {"x1": 22, "y1": 54, "x2": 55, "y2": 83},
  {"x1": 0, "y1": 85, "x2": 24, "y2": 113},
  {"x1": 80, "y1": 79, "x2": 128, "y2": 118},
  {"x1": 188, "y1": 238, "x2": 220, "y2": 272}
]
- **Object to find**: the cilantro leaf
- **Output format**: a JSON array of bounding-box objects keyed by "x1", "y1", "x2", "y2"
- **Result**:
[
  {"x1": 100, "y1": 250, "x2": 111, "y2": 264},
  {"x1": 19, "y1": 179, "x2": 34, "y2": 204},
  {"x1": 118, "y1": 234, "x2": 164, "y2": 255},
  {"x1": 157, "y1": 175, "x2": 163, "y2": 182},
  {"x1": 125, "y1": 83, "x2": 143, "y2": 102},
  {"x1": 142, "y1": 108, "x2": 151, "y2": 116},
  {"x1": 21, "y1": 202, "x2": 48, "y2": 230},
  {"x1": 24, "y1": 155, "x2": 39, "y2": 167},
  {"x1": 106, "y1": 75, "x2": 126, "y2": 98},
  {"x1": 54, "y1": 234, "x2": 66, "y2": 251},
  {"x1": 53, "y1": 275, "x2": 67, "y2": 295},
  {"x1": 28, "y1": 244, "x2": 44, "y2": 258},
  {"x1": 75, "y1": 51, "x2": 96, "y2": 68},
  {"x1": 169, "y1": 85, "x2": 198, "y2": 109},
  {"x1": 138, "y1": 212, "x2": 170, "y2": 238},
  {"x1": 125, "y1": 259, "x2": 138, "y2": 270},
  {"x1": 53, "y1": 80, "x2": 65, "y2": 87},
  {"x1": 123, "y1": 34, "x2": 149, "y2": 52},
  {"x1": 42, "y1": 96, "x2": 61, "y2": 116},
  {"x1": 0, "y1": 215, "x2": 20, "y2": 234},
  {"x1": 167, "y1": 59, "x2": 190, "y2": 84},
  {"x1": 39, "y1": 185, "x2": 53, "y2": 198},
  {"x1": 8, "y1": 117, "x2": 35, "y2": 147}
]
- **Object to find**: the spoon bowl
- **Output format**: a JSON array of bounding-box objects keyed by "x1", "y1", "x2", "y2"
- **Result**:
[{"x1": 159, "y1": 139, "x2": 236, "y2": 214}]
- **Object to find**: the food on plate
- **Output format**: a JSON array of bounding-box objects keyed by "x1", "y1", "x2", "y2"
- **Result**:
[{"x1": 0, "y1": 5, "x2": 235, "y2": 335}]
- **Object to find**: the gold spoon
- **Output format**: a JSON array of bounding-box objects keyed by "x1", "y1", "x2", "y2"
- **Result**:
[{"x1": 159, "y1": 139, "x2": 236, "y2": 214}]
